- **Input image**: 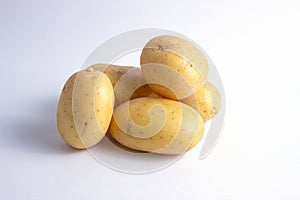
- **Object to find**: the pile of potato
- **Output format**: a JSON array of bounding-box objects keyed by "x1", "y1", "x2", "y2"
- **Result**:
[{"x1": 57, "y1": 35, "x2": 221, "y2": 154}]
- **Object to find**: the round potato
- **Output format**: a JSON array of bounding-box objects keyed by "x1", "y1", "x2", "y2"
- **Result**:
[
  {"x1": 140, "y1": 35, "x2": 208, "y2": 100},
  {"x1": 57, "y1": 70, "x2": 114, "y2": 149},
  {"x1": 87, "y1": 64, "x2": 159, "y2": 106},
  {"x1": 109, "y1": 97, "x2": 204, "y2": 154},
  {"x1": 181, "y1": 82, "x2": 221, "y2": 121}
]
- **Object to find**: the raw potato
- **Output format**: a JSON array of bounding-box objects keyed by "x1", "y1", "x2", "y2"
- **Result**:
[
  {"x1": 86, "y1": 64, "x2": 134, "y2": 87},
  {"x1": 181, "y1": 82, "x2": 221, "y2": 121},
  {"x1": 207, "y1": 82, "x2": 221, "y2": 118},
  {"x1": 141, "y1": 35, "x2": 208, "y2": 100},
  {"x1": 87, "y1": 64, "x2": 159, "y2": 106},
  {"x1": 57, "y1": 35, "x2": 221, "y2": 153},
  {"x1": 109, "y1": 97, "x2": 204, "y2": 154},
  {"x1": 57, "y1": 70, "x2": 114, "y2": 149}
]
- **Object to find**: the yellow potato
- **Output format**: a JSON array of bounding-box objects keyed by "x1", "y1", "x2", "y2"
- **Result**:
[
  {"x1": 208, "y1": 83, "x2": 221, "y2": 115},
  {"x1": 140, "y1": 35, "x2": 208, "y2": 100},
  {"x1": 109, "y1": 97, "x2": 204, "y2": 154},
  {"x1": 86, "y1": 64, "x2": 134, "y2": 87},
  {"x1": 87, "y1": 64, "x2": 159, "y2": 106},
  {"x1": 57, "y1": 70, "x2": 114, "y2": 149},
  {"x1": 181, "y1": 82, "x2": 221, "y2": 121}
]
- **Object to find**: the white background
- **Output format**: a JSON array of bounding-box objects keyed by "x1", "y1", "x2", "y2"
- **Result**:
[{"x1": 0, "y1": 0, "x2": 300, "y2": 199}]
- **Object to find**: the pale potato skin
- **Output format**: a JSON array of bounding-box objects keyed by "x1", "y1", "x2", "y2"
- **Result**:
[
  {"x1": 87, "y1": 64, "x2": 135, "y2": 87},
  {"x1": 109, "y1": 97, "x2": 204, "y2": 154},
  {"x1": 87, "y1": 64, "x2": 159, "y2": 106},
  {"x1": 181, "y1": 82, "x2": 221, "y2": 121},
  {"x1": 208, "y1": 82, "x2": 221, "y2": 117},
  {"x1": 140, "y1": 35, "x2": 208, "y2": 100},
  {"x1": 57, "y1": 70, "x2": 114, "y2": 149}
]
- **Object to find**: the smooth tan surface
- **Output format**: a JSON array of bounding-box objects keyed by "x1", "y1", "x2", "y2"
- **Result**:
[
  {"x1": 87, "y1": 64, "x2": 135, "y2": 87},
  {"x1": 208, "y1": 82, "x2": 221, "y2": 117},
  {"x1": 57, "y1": 70, "x2": 114, "y2": 149},
  {"x1": 87, "y1": 64, "x2": 159, "y2": 106},
  {"x1": 141, "y1": 35, "x2": 208, "y2": 100},
  {"x1": 109, "y1": 97, "x2": 204, "y2": 154},
  {"x1": 181, "y1": 81, "x2": 221, "y2": 121}
]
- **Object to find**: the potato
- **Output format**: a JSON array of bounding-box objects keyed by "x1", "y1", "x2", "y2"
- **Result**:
[
  {"x1": 208, "y1": 82, "x2": 222, "y2": 115},
  {"x1": 86, "y1": 64, "x2": 134, "y2": 87},
  {"x1": 109, "y1": 97, "x2": 204, "y2": 154},
  {"x1": 181, "y1": 82, "x2": 221, "y2": 121},
  {"x1": 57, "y1": 70, "x2": 114, "y2": 149},
  {"x1": 141, "y1": 35, "x2": 208, "y2": 100},
  {"x1": 87, "y1": 64, "x2": 159, "y2": 106}
]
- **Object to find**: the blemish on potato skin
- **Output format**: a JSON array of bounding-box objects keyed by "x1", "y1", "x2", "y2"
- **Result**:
[
  {"x1": 158, "y1": 45, "x2": 165, "y2": 50},
  {"x1": 63, "y1": 85, "x2": 68, "y2": 93},
  {"x1": 86, "y1": 67, "x2": 94, "y2": 72}
]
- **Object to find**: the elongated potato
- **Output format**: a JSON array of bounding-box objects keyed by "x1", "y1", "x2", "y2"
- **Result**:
[
  {"x1": 109, "y1": 97, "x2": 204, "y2": 154},
  {"x1": 181, "y1": 82, "x2": 221, "y2": 121},
  {"x1": 141, "y1": 35, "x2": 208, "y2": 100},
  {"x1": 87, "y1": 64, "x2": 159, "y2": 106},
  {"x1": 57, "y1": 70, "x2": 114, "y2": 149}
]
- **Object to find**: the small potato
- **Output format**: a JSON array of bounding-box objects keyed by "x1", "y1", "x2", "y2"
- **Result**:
[
  {"x1": 57, "y1": 70, "x2": 114, "y2": 149},
  {"x1": 109, "y1": 97, "x2": 204, "y2": 154},
  {"x1": 87, "y1": 64, "x2": 159, "y2": 106},
  {"x1": 141, "y1": 35, "x2": 208, "y2": 100},
  {"x1": 181, "y1": 82, "x2": 221, "y2": 121}
]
